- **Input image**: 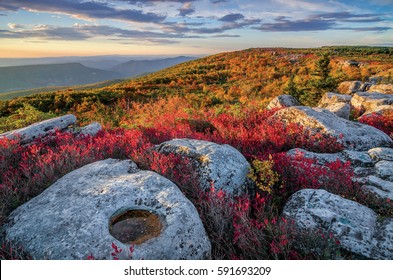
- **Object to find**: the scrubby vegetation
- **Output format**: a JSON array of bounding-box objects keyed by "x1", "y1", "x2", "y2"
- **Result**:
[{"x1": 1, "y1": 46, "x2": 393, "y2": 260}]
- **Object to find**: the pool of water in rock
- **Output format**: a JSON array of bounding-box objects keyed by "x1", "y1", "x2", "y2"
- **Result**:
[{"x1": 109, "y1": 209, "x2": 163, "y2": 244}]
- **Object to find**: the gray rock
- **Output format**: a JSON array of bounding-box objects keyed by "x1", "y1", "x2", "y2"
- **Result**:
[
  {"x1": 368, "y1": 147, "x2": 393, "y2": 161},
  {"x1": 375, "y1": 161, "x2": 393, "y2": 182},
  {"x1": 342, "y1": 150, "x2": 375, "y2": 167},
  {"x1": 364, "y1": 175, "x2": 393, "y2": 200},
  {"x1": 337, "y1": 81, "x2": 366, "y2": 94},
  {"x1": 78, "y1": 122, "x2": 102, "y2": 136},
  {"x1": 273, "y1": 106, "x2": 392, "y2": 151},
  {"x1": 323, "y1": 102, "x2": 351, "y2": 119},
  {"x1": 351, "y1": 92, "x2": 393, "y2": 115},
  {"x1": 353, "y1": 167, "x2": 375, "y2": 177},
  {"x1": 369, "y1": 84, "x2": 393, "y2": 94},
  {"x1": 287, "y1": 148, "x2": 344, "y2": 165},
  {"x1": 4, "y1": 159, "x2": 211, "y2": 260},
  {"x1": 360, "y1": 105, "x2": 393, "y2": 119},
  {"x1": 372, "y1": 218, "x2": 393, "y2": 259},
  {"x1": 0, "y1": 114, "x2": 76, "y2": 144},
  {"x1": 283, "y1": 189, "x2": 392, "y2": 259},
  {"x1": 267, "y1": 94, "x2": 300, "y2": 110},
  {"x1": 155, "y1": 139, "x2": 250, "y2": 196},
  {"x1": 318, "y1": 92, "x2": 352, "y2": 107}
]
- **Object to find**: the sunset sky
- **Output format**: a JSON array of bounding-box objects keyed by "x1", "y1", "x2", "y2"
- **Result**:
[{"x1": 0, "y1": 0, "x2": 392, "y2": 58}]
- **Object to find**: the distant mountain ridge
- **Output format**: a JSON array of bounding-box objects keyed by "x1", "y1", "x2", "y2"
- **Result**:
[
  {"x1": 0, "y1": 63, "x2": 122, "y2": 93},
  {"x1": 0, "y1": 56, "x2": 197, "y2": 94},
  {"x1": 110, "y1": 56, "x2": 196, "y2": 78}
]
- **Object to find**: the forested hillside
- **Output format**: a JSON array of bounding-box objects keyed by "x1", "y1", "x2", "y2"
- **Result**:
[{"x1": 1, "y1": 47, "x2": 392, "y2": 132}]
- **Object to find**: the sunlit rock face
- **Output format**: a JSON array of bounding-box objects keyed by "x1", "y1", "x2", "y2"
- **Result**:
[{"x1": 4, "y1": 159, "x2": 211, "y2": 260}]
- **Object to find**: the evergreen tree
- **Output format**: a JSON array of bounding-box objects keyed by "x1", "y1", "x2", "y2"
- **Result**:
[{"x1": 302, "y1": 52, "x2": 337, "y2": 106}]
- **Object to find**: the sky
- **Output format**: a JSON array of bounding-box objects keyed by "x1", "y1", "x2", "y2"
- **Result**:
[{"x1": 0, "y1": 0, "x2": 392, "y2": 58}]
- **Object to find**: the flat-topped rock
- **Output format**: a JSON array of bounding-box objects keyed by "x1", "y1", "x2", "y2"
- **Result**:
[
  {"x1": 337, "y1": 81, "x2": 366, "y2": 94},
  {"x1": 369, "y1": 84, "x2": 393, "y2": 94},
  {"x1": 318, "y1": 92, "x2": 352, "y2": 107},
  {"x1": 78, "y1": 122, "x2": 102, "y2": 136},
  {"x1": 155, "y1": 139, "x2": 250, "y2": 196},
  {"x1": 351, "y1": 92, "x2": 393, "y2": 115},
  {"x1": 0, "y1": 114, "x2": 76, "y2": 144},
  {"x1": 363, "y1": 176, "x2": 393, "y2": 201},
  {"x1": 4, "y1": 159, "x2": 211, "y2": 260},
  {"x1": 283, "y1": 189, "x2": 393, "y2": 259},
  {"x1": 273, "y1": 106, "x2": 392, "y2": 151},
  {"x1": 267, "y1": 94, "x2": 299, "y2": 110},
  {"x1": 287, "y1": 148, "x2": 344, "y2": 165}
]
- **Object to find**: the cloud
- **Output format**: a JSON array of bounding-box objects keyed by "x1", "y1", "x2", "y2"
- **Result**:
[
  {"x1": 258, "y1": 12, "x2": 391, "y2": 32},
  {"x1": 178, "y1": 3, "x2": 195, "y2": 17},
  {"x1": 7, "y1": 23, "x2": 25, "y2": 29},
  {"x1": 0, "y1": 0, "x2": 166, "y2": 23},
  {"x1": 0, "y1": 24, "x2": 201, "y2": 42},
  {"x1": 219, "y1": 13, "x2": 245, "y2": 22}
]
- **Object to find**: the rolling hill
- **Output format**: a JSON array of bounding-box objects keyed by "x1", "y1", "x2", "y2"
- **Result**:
[
  {"x1": 110, "y1": 56, "x2": 196, "y2": 78},
  {"x1": 0, "y1": 63, "x2": 122, "y2": 93}
]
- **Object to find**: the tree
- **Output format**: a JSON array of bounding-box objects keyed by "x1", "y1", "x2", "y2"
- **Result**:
[
  {"x1": 283, "y1": 75, "x2": 302, "y2": 101},
  {"x1": 302, "y1": 52, "x2": 337, "y2": 106}
]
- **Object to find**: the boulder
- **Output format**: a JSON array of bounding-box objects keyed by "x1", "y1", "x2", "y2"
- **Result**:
[
  {"x1": 363, "y1": 176, "x2": 393, "y2": 201},
  {"x1": 341, "y1": 150, "x2": 375, "y2": 167},
  {"x1": 0, "y1": 114, "x2": 76, "y2": 144},
  {"x1": 273, "y1": 106, "x2": 392, "y2": 151},
  {"x1": 324, "y1": 102, "x2": 351, "y2": 119},
  {"x1": 368, "y1": 147, "x2": 393, "y2": 161},
  {"x1": 337, "y1": 81, "x2": 366, "y2": 94},
  {"x1": 283, "y1": 189, "x2": 393, "y2": 259},
  {"x1": 286, "y1": 148, "x2": 344, "y2": 165},
  {"x1": 360, "y1": 105, "x2": 393, "y2": 119},
  {"x1": 369, "y1": 84, "x2": 393, "y2": 94},
  {"x1": 154, "y1": 139, "x2": 250, "y2": 196},
  {"x1": 78, "y1": 122, "x2": 102, "y2": 136},
  {"x1": 351, "y1": 92, "x2": 393, "y2": 115},
  {"x1": 4, "y1": 159, "x2": 211, "y2": 260},
  {"x1": 267, "y1": 94, "x2": 299, "y2": 110},
  {"x1": 375, "y1": 161, "x2": 393, "y2": 182},
  {"x1": 318, "y1": 92, "x2": 352, "y2": 107}
]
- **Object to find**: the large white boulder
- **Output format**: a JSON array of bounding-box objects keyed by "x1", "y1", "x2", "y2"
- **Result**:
[
  {"x1": 0, "y1": 114, "x2": 76, "y2": 144},
  {"x1": 155, "y1": 139, "x2": 250, "y2": 196},
  {"x1": 283, "y1": 189, "x2": 393, "y2": 259},
  {"x1": 351, "y1": 92, "x2": 393, "y2": 115},
  {"x1": 273, "y1": 106, "x2": 392, "y2": 151},
  {"x1": 4, "y1": 159, "x2": 211, "y2": 260}
]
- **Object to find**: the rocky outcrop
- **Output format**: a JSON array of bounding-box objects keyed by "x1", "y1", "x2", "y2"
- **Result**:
[
  {"x1": 369, "y1": 84, "x2": 393, "y2": 94},
  {"x1": 154, "y1": 139, "x2": 250, "y2": 196},
  {"x1": 283, "y1": 189, "x2": 393, "y2": 259},
  {"x1": 318, "y1": 93, "x2": 351, "y2": 119},
  {"x1": 318, "y1": 92, "x2": 352, "y2": 107},
  {"x1": 4, "y1": 159, "x2": 211, "y2": 260},
  {"x1": 0, "y1": 114, "x2": 77, "y2": 144},
  {"x1": 273, "y1": 106, "x2": 392, "y2": 151},
  {"x1": 351, "y1": 93, "x2": 393, "y2": 115},
  {"x1": 337, "y1": 81, "x2": 366, "y2": 94},
  {"x1": 0, "y1": 115, "x2": 102, "y2": 144},
  {"x1": 267, "y1": 94, "x2": 299, "y2": 110}
]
